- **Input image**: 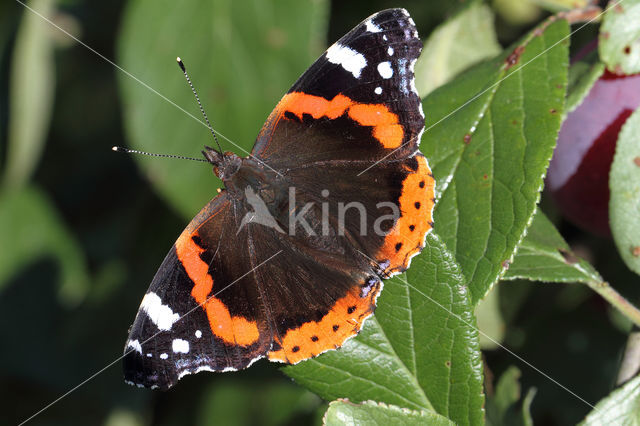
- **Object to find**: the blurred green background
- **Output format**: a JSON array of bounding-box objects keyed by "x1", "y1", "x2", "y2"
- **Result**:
[{"x1": 1, "y1": 0, "x2": 638, "y2": 425}]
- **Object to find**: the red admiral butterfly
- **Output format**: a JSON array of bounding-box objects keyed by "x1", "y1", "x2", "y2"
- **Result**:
[{"x1": 124, "y1": 8, "x2": 434, "y2": 390}]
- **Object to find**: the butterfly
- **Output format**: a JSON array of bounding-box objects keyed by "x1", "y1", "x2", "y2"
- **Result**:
[{"x1": 124, "y1": 8, "x2": 434, "y2": 390}]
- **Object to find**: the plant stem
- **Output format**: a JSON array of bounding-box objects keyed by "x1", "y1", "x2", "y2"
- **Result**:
[
  {"x1": 557, "y1": 5, "x2": 602, "y2": 25},
  {"x1": 585, "y1": 280, "x2": 640, "y2": 328}
]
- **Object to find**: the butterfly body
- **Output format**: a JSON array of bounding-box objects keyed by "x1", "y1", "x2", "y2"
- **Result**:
[{"x1": 124, "y1": 8, "x2": 434, "y2": 390}]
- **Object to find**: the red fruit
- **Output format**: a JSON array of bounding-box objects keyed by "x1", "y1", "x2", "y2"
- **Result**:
[{"x1": 547, "y1": 70, "x2": 640, "y2": 236}]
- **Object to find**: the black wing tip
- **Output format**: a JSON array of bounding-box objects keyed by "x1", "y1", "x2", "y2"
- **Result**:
[
  {"x1": 123, "y1": 372, "x2": 173, "y2": 391},
  {"x1": 368, "y1": 8, "x2": 414, "y2": 23},
  {"x1": 124, "y1": 379, "x2": 167, "y2": 391},
  {"x1": 123, "y1": 351, "x2": 175, "y2": 391}
]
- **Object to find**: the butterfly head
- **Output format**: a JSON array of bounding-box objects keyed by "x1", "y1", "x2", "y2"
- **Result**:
[{"x1": 202, "y1": 146, "x2": 242, "y2": 181}]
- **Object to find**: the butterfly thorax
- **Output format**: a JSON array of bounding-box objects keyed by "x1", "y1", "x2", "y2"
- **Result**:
[{"x1": 203, "y1": 147, "x2": 289, "y2": 221}]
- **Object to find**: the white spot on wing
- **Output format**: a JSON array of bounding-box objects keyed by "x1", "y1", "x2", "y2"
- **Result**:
[
  {"x1": 172, "y1": 338, "x2": 190, "y2": 354},
  {"x1": 365, "y1": 19, "x2": 381, "y2": 33},
  {"x1": 377, "y1": 61, "x2": 393, "y2": 79},
  {"x1": 126, "y1": 339, "x2": 142, "y2": 354},
  {"x1": 387, "y1": 46, "x2": 394, "y2": 56},
  {"x1": 196, "y1": 366, "x2": 215, "y2": 373},
  {"x1": 383, "y1": 35, "x2": 388, "y2": 41},
  {"x1": 177, "y1": 365, "x2": 216, "y2": 381},
  {"x1": 146, "y1": 353, "x2": 152, "y2": 358},
  {"x1": 326, "y1": 43, "x2": 367, "y2": 79},
  {"x1": 140, "y1": 292, "x2": 180, "y2": 331},
  {"x1": 195, "y1": 330, "x2": 202, "y2": 338},
  {"x1": 410, "y1": 59, "x2": 419, "y2": 97},
  {"x1": 396, "y1": 58, "x2": 409, "y2": 95},
  {"x1": 374, "y1": 87, "x2": 382, "y2": 95},
  {"x1": 409, "y1": 58, "x2": 417, "y2": 73},
  {"x1": 160, "y1": 353, "x2": 168, "y2": 360},
  {"x1": 245, "y1": 356, "x2": 262, "y2": 369},
  {"x1": 410, "y1": 78, "x2": 418, "y2": 96}
]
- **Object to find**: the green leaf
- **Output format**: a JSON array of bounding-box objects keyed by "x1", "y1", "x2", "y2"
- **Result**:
[
  {"x1": 475, "y1": 285, "x2": 505, "y2": 350},
  {"x1": 415, "y1": 2, "x2": 501, "y2": 97},
  {"x1": 487, "y1": 367, "x2": 520, "y2": 425},
  {"x1": 0, "y1": 186, "x2": 89, "y2": 306},
  {"x1": 532, "y1": 0, "x2": 589, "y2": 12},
  {"x1": 486, "y1": 366, "x2": 536, "y2": 426},
  {"x1": 565, "y1": 61, "x2": 605, "y2": 116},
  {"x1": 4, "y1": 0, "x2": 56, "y2": 188},
  {"x1": 521, "y1": 388, "x2": 536, "y2": 426},
  {"x1": 104, "y1": 409, "x2": 144, "y2": 426},
  {"x1": 580, "y1": 374, "x2": 640, "y2": 425},
  {"x1": 118, "y1": 0, "x2": 328, "y2": 219},
  {"x1": 421, "y1": 19, "x2": 569, "y2": 304},
  {"x1": 610, "y1": 107, "x2": 640, "y2": 276},
  {"x1": 504, "y1": 208, "x2": 602, "y2": 283},
  {"x1": 323, "y1": 400, "x2": 453, "y2": 426},
  {"x1": 599, "y1": 0, "x2": 640, "y2": 75},
  {"x1": 505, "y1": 211, "x2": 640, "y2": 330},
  {"x1": 493, "y1": 0, "x2": 542, "y2": 25},
  {"x1": 197, "y1": 380, "x2": 318, "y2": 426},
  {"x1": 285, "y1": 233, "x2": 485, "y2": 425}
]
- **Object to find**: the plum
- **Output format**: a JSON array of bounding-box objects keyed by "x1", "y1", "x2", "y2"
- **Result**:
[{"x1": 547, "y1": 70, "x2": 640, "y2": 236}]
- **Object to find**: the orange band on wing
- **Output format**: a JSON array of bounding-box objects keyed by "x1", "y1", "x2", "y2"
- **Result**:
[
  {"x1": 377, "y1": 154, "x2": 435, "y2": 274},
  {"x1": 283, "y1": 93, "x2": 352, "y2": 120},
  {"x1": 348, "y1": 104, "x2": 404, "y2": 148},
  {"x1": 279, "y1": 92, "x2": 404, "y2": 149},
  {"x1": 267, "y1": 283, "x2": 380, "y2": 364},
  {"x1": 175, "y1": 232, "x2": 260, "y2": 346}
]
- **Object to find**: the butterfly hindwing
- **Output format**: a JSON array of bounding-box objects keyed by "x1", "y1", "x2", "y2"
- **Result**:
[
  {"x1": 123, "y1": 195, "x2": 272, "y2": 389},
  {"x1": 282, "y1": 153, "x2": 434, "y2": 276}
]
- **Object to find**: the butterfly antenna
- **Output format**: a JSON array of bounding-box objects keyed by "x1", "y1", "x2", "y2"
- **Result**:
[
  {"x1": 112, "y1": 146, "x2": 208, "y2": 162},
  {"x1": 177, "y1": 57, "x2": 223, "y2": 154}
]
